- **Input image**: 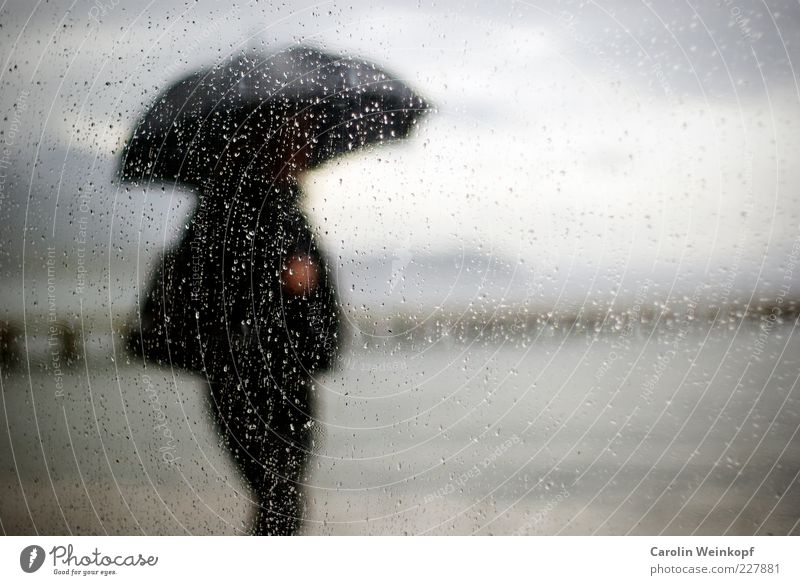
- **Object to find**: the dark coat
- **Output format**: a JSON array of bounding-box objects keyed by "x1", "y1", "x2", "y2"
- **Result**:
[
  {"x1": 129, "y1": 175, "x2": 341, "y2": 380},
  {"x1": 128, "y1": 175, "x2": 341, "y2": 534}
]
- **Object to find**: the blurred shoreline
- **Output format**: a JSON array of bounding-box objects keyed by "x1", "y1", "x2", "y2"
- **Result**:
[{"x1": 2, "y1": 299, "x2": 798, "y2": 370}]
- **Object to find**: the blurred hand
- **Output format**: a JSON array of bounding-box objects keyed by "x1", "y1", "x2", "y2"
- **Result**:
[{"x1": 281, "y1": 253, "x2": 320, "y2": 297}]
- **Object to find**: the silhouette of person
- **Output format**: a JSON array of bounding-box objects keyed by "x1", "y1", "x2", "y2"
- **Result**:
[
  {"x1": 131, "y1": 112, "x2": 341, "y2": 534},
  {"x1": 124, "y1": 47, "x2": 428, "y2": 535}
]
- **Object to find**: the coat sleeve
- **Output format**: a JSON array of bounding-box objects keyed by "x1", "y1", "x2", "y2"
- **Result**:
[{"x1": 255, "y1": 209, "x2": 342, "y2": 376}]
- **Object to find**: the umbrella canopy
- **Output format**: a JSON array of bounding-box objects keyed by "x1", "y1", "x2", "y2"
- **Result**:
[{"x1": 119, "y1": 45, "x2": 431, "y2": 189}]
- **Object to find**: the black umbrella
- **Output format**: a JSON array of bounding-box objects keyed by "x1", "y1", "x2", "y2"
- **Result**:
[{"x1": 119, "y1": 45, "x2": 431, "y2": 189}]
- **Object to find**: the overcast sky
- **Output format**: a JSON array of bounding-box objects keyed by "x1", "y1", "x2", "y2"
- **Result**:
[{"x1": 1, "y1": 0, "x2": 799, "y2": 312}]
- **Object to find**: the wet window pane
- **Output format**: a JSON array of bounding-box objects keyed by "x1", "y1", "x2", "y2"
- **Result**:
[{"x1": 1, "y1": 1, "x2": 799, "y2": 536}]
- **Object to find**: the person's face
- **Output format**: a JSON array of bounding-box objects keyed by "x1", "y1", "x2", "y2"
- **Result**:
[
  {"x1": 280, "y1": 115, "x2": 316, "y2": 176},
  {"x1": 228, "y1": 113, "x2": 317, "y2": 180}
]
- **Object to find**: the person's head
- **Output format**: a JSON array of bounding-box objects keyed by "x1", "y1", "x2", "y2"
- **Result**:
[
  {"x1": 218, "y1": 106, "x2": 320, "y2": 184},
  {"x1": 272, "y1": 112, "x2": 317, "y2": 178}
]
